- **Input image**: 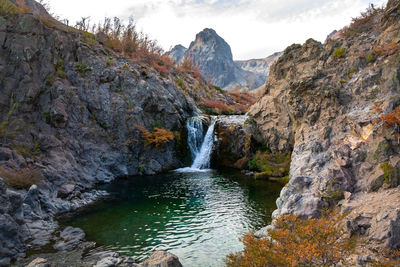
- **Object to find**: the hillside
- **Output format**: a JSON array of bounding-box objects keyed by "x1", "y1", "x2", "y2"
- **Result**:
[{"x1": 249, "y1": 0, "x2": 400, "y2": 257}]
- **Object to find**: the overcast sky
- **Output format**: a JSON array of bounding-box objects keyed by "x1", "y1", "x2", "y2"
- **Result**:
[{"x1": 47, "y1": 0, "x2": 387, "y2": 60}]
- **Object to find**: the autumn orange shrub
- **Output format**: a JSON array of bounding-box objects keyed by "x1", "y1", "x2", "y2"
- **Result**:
[
  {"x1": 226, "y1": 210, "x2": 358, "y2": 267},
  {"x1": 136, "y1": 125, "x2": 174, "y2": 147},
  {"x1": 228, "y1": 91, "x2": 258, "y2": 106},
  {"x1": 372, "y1": 106, "x2": 400, "y2": 141},
  {"x1": 373, "y1": 42, "x2": 400, "y2": 57}
]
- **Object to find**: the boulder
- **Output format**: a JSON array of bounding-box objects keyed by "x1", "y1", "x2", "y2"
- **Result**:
[{"x1": 141, "y1": 251, "x2": 182, "y2": 267}]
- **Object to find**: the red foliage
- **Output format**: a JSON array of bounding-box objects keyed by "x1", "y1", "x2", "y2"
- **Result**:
[{"x1": 201, "y1": 100, "x2": 231, "y2": 111}]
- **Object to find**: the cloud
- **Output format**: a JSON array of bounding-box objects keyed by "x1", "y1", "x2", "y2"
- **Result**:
[{"x1": 47, "y1": 0, "x2": 387, "y2": 59}]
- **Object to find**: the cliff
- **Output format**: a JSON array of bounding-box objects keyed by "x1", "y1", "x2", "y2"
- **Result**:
[
  {"x1": 250, "y1": 0, "x2": 400, "y2": 255},
  {"x1": 0, "y1": 0, "x2": 228, "y2": 264}
]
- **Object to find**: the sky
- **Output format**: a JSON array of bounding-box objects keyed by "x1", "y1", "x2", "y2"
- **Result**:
[{"x1": 46, "y1": 0, "x2": 387, "y2": 60}]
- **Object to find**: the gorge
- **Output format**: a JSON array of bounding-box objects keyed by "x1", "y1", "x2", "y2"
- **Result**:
[{"x1": 1, "y1": 0, "x2": 400, "y2": 266}]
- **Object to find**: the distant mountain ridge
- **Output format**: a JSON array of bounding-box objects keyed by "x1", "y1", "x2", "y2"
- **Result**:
[{"x1": 167, "y1": 28, "x2": 281, "y2": 91}]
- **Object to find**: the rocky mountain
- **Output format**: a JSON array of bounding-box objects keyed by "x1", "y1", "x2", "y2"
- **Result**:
[
  {"x1": 165, "y1": 44, "x2": 187, "y2": 63},
  {"x1": 249, "y1": 0, "x2": 400, "y2": 258},
  {"x1": 235, "y1": 52, "x2": 282, "y2": 85},
  {"x1": 168, "y1": 28, "x2": 279, "y2": 90}
]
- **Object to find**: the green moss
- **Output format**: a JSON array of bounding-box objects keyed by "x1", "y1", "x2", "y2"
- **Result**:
[
  {"x1": 334, "y1": 48, "x2": 346, "y2": 58},
  {"x1": 319, "y1": 178, "x2": 344, "y2": 207},
  {"x1": 56, "y1": 69, "x2": 66, "y2": 79},
  {"x1": 46, "y1": 74, "x2": 55, "y2": 86},
  {"x1": 176, "y1": 77, "x2": 185, "y2": 90},
  {"x1": 366, "y1": 53, "x2": 375, "y2": 63},
  {"x1": 81, "y1": 31, "x2": 97, "y2": 45},
  {"x1": 56, "y1": 59, "x2": 67, "y2": 79},
  {"x1": 106, "y1": 58, "x2": 113, "y2": 67},
  {"x1": 214, "y1": 85, "x2": 225, "y2": 94},
  {"x1": 42, "y1": 110, "x2": 50, "y2": 124},
  {"x1": 380, "y1": 162, "x2": 394, "y2": 185},
  {"x1": 249, "y1": 150, "x2": 291, "y2": 178},
  {"x1": 244, "y1": 118, "x2": 256, "y2": 125}
]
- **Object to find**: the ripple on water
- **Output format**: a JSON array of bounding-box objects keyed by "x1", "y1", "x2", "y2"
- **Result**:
[{"x1": 63, "y1": 169, "x2": 282, "y2": 267}]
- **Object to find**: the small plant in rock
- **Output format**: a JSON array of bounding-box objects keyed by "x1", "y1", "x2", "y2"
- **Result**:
[
  {"x1": 334, "y1": 47, "x2": 346, "y2": 58},
  {"x1": 56, "y1": 59, "x2": 66, "y2": 78},
  {"x1": 136, "y1": 124, "x2": 174, "y2": 147},
  {"x1": 0, "y1": 98, "x2": 24, "y2": 144},
  {"x1": 0, "y1": 166, "x2": 45, "y2": 189},
  {"x1": 42, "y1": 110, "x2": 50, "y2": 124},
  {"x1": 106, "y1": 58, "x2": 113, "y2": 67},
  {"x1": 366, "y1": 53, "x2": 375, "y2": 63},
  {"x1": 225, "y1": 210, "x2": 358, "y2": 267},
  {"x1": 0, "y1": 0, "x2": 23, "y2": 17},
  {"x1": 76, "y1": 62, "x2": 93, "y2": 76},
  {"x1": 380, "y1": 161, "x2": 395, "y2": 185}
]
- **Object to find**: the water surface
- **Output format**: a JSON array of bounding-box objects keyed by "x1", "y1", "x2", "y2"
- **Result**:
[{"x1": 64, "y1": 169, "x2": 281, "y2": 266}]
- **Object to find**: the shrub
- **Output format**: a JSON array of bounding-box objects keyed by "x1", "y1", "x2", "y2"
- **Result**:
[
  {"x1": 366, "y1": 53, "x2": 375, "y2": 63},
  {"x1": 248, "y1": 150, "x2": 291, "y2": 178},
  {"x1": 106, "y1": 58, "x2": 113, "y2": 67},
  {"x1": 56, "y1": 59, "x2": 66, "y2": 78},
  {"x1": 76, "y1": 62, "x2": 92, "y2": 76},
  {"x1": 136, "y1": 124, "x2": 174, "y2": 147},
  {"x1": 0, "y1": 166, "x2": 44, "y2": 189},
  {"x1": 0, "y1": 98, "x2": 24, "y2": 143},
  {"x1": 379, "y1": 107, "x2": 400, "y2": 141},
  {"x1": 226, "y1": 210, "x2": 358, "y2": 267},
  {"x1": 42, "y1": 110, "x2": 50, "y2": 124},
  {"x1": 200, "y1": 100, "x2": 233, "y2": 115},
  {"x1": 214, "y1": 85, "x2": 225, "y2": 94},
  {"x1": 334, "y1": 48, "x2": 346, "y2": 58},
  {"x1": 380, "y1": 162, "x2": 395, "y2": 185},
  {"x1": 46, "y1": 74, "x2": 55, "y2": 86},
  {"x1": 0, "y1": 0, "x2": 21, "y2": 17}
]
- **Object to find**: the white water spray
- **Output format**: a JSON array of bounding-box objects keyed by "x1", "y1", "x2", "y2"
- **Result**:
[{"x1": 176, "y1": 117, "x2": 216, "y2": 172}]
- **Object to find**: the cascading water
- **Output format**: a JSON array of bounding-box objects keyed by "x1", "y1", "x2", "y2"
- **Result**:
[
  {"x1": 177, "y1": 116, "x2": 216, "y2": 172},
  {"x1": 186, "y1": 118, "x2": 205, "y2": 161},
  {"x1": 191, "y1": 117, "x2": 216, "y2": 169}
]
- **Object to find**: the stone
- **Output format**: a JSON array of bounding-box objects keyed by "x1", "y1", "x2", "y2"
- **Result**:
[
  {"x1": 26, "y1": 257, "x2": 51, "y2": 267},
  {"x1": 57, "y1": 183, "x2": 75, "y2": 198},
  {"x1": 141, "y1": 251, "x2": 182, "y2": 267},
  {"x1": 53, "y1": 227, "x2": 85, "y2": 251}
]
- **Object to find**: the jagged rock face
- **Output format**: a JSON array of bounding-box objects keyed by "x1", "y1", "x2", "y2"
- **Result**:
[
  {"x1": 166, "y1": 44, "x2": 187, "y2": 63},
  {"x1": 185, "y1": 28, "x2": 238, "y2": 88},
  {"x1": 250, "y1": 0, "x2": 400, "y2": 252},
  {"x1": 0, "y1": 3, "x2": 223, "y2": 261},
  {"x1": 179, "y1": 28, "x2": 272, "y2": 90}
]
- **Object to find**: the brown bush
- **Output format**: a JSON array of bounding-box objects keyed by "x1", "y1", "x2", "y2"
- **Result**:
[
  {"x1": 136, "y1": 125, "x2": 174, "y2": 147},
  {"x1": 0, "y1": 166, "x2": 44, "y2": 189},
  {"x1": 226, "y1": 210, "x2": 358, "y2": 267}
]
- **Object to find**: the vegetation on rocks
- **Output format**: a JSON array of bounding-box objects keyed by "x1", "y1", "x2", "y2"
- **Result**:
[
  {"x1": 226, "y1": 210, "x2": 358, "y2": 267},
  {"x1": 136, "y1": 125, "x2": 175, "y2": 147},
  {"x1": 0, "y1": 98, "x2": 24, "y2": 144},
  {"x1": 0, "y1": 166, "x2": 44, "y2": 189},
  {"x1": 248, "y1": 150, "x2": 291, "y2": 179}
]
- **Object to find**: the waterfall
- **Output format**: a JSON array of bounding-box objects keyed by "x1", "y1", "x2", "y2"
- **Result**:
[
  {"x1": 186, "y1": 118, "x2": 205, "y2": 161},
  {"x1": 176, "y1": 117, "x2": 216, "y2": 172},
  {"x1": 191, "y1": 117, "x2": 216, "y2": 169}
]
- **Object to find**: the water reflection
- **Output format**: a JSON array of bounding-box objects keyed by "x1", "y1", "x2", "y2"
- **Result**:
[{"x1": 64, "y1": 169, "x2": 281, "y2": 267}]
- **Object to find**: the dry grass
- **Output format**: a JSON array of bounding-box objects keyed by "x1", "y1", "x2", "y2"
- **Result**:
[{"x1": 0, "y1": 166, "x2": 44, "y2": 189}]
